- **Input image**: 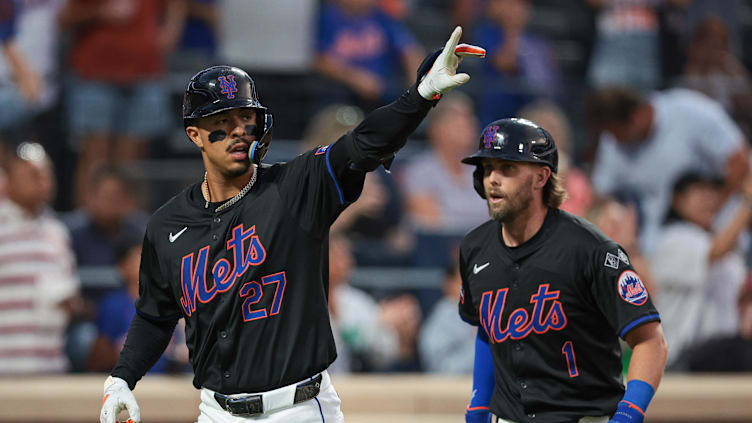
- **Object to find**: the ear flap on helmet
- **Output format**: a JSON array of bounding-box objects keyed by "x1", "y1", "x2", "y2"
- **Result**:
[
  {"x1": 250, "y1": 113, "x2": 273, "y2": 165},
  {"x1": 473, "y1": 165, "x2": 486, "y2": 199}
]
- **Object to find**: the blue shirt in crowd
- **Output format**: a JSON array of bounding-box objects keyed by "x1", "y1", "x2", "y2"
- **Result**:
[
  {"x1": 317, "y1": 3, "x2": 416, "y2": 84},
  {"x1": 96, "y1": 289, "x2": 169, "y2": 373},
  {"x1": 473, "y1": 20, "x2": 559, "y2": 125},
  {"x1": 179, "y1": 0, "x2": 217, "y2": 56}
]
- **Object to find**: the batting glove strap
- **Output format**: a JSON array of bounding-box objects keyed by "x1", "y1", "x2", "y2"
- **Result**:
[
  {"x1": 465, "y1": 407, "x2": 492, "y2": 423},
  {"x1": 609, "y1": 379, "x2": 655, "y2": 423},
  {"x1": 101, "y1": 376, "x2": 141, "y2": 423},
  {"x1": 417, "y1": 26, "x2": 483, "y2": 100},
  {"x1": 608, "y1": 400, "x2": 645, "y2": 423}
]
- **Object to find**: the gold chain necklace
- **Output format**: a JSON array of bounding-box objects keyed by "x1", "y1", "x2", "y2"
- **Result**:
[{"x1": 203, "y1": 165, "x2": 257, "y2": 212}]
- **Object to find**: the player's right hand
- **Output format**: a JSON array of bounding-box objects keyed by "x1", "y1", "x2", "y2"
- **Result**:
[
  {"x1": 100, "y1": 376, "x2": 140, "y2": 423},
  {"x1": 416, "y1": 26, "x2": 485, "y2": 100}
]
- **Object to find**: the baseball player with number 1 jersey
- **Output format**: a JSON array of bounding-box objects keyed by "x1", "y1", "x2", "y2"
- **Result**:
[
  {"x1": 458, "y1": 119, "x2": 668, "y2": 423},
  {"x1": 99, "y1": 27, "x2": 485, "y2": 423}
]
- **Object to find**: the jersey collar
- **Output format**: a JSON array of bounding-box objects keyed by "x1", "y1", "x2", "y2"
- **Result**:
[{"x1": 497, "y1": 208, "x2": 558, "y2": 262}]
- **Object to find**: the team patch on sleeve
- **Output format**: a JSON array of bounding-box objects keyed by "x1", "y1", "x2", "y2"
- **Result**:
[
  {"x1": 617, "y1": 270, "x2": 648, "y2": 306},
  {"x1": 617, "y1": 249, "x2": 630, "y2": 265},
  {"x1": 604, "y1": 252, "x2": 619, "y2": 269},
  {"x1": 604, "y1": 248, "x2": 630, "y2": 269},
  {"x1": 315, "y1": 145, "x2": 330, "y2": 155}
]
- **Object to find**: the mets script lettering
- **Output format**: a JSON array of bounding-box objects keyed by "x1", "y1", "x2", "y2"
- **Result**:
[
  {"x1": 479, "y1": 284, "x2": 567, "y2": 343},
  {"x1": 180, "y1": 224, "x2": 267, "y2": 316}
]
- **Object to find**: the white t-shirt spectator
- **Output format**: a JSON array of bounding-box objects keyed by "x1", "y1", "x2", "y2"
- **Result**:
[
  {"x1": 651, "y1": 220, "x2": 745, "y2": 366},
  {"x1": 592, "y1": 88, "x2": 744, "y2": 252},
  {"x1": 418, "y1": 297, "x2": 475, "y2": 374},
  {"x1": 330, "y1": 284, "x2": 399, "y2": 371}
]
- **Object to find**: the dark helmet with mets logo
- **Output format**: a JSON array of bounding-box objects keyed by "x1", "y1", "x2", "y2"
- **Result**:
[
  {"x1": 461, "y1": 118, "x2": 558, "y2": 198},
  {"x1": 182, "y1": 65, "x2": 273, "y2": 165}
]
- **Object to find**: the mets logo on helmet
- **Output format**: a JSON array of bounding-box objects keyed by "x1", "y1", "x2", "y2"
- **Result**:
[
  {"x1": 483, "y1": 125, "x2": 500, "y2": 149},
  {"x1": 218, "y1": 75, "x2": 238, "y2": 99},
  {"x1": 617, "y1": 270, "x2": 648, "y2": 306}
]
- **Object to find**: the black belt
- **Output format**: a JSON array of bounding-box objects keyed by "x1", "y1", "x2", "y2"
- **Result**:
[{"x1": 213, "y1": 374, "x2": 322, "y2": 417}]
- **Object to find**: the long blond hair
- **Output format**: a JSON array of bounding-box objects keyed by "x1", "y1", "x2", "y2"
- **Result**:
[{"x1": 543, "y1": 171, "x2": 567, "y2": 209}]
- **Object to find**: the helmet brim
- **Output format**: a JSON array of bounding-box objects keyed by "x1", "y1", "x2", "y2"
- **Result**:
[
  {"x1": 461, "y1": 149, "x2": 557, "y2": 172},
  {"x1": 187, "y1": 98, "x2": 266, "y2": 120},
  {"x1": 461, "y1": 149, "x2": 514, "y2": 165}
]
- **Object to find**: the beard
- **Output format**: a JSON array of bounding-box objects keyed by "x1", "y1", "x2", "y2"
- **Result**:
[
  {"x1": 217, "y1": 156, "x2": 252, "y2": 179},
  {"x1": 486, "y1": 177, "x2": 534, "y2": 223},
  {"x1": 224, "y1": 161, "x2": 251, "y2": 178}
]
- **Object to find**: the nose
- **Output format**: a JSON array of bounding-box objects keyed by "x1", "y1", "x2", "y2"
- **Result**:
[{"x1": 229, "y1": 116, "x2": 248, "y2": 138}]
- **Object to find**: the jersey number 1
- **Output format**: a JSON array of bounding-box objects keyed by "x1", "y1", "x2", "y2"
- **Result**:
[{"x1": 561, "y1": 341, "x2": 579, "y2": 378}]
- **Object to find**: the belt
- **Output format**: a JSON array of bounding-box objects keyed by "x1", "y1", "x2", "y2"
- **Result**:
[
  {"x1": 213, "y1": 374, "x2": 322, "y2": 417},
  {"x1": 497, "y1": 416, "x2": 609, "y2": 423}
]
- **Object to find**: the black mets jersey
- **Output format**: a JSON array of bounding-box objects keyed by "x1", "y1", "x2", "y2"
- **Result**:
[
  {"x1": 459, "y1": 209, "x2": 660, "y2": 422},
  {"x1": 135, "y1": 143, "x2": 362, "y2": 394}
]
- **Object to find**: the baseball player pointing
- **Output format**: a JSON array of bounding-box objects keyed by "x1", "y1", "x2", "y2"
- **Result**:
[
  {"x1": 99, "y1": 28, "x2": 484, "y2": 423},
  {"x1": 459, "y1": 119, "x2": 668, "y2": 423}
]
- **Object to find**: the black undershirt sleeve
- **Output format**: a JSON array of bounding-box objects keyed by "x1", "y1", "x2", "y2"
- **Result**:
[
  {"x1": 332, "y1": 85, "x2": 434, "y2": 174},
  {"x1": 110, "y1": 313, "x2": 179, "y2": 390}
]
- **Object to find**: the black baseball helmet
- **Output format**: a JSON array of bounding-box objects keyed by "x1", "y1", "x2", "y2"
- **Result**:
[
  {"x1": 462, "y1": 118, "x2": 558, "y2": 198},
  {"x1": 182, "y1": 65, "x2": 273, "y2": 165}
]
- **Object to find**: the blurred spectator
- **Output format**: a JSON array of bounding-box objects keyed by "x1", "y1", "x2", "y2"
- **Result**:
[
  {"x1": 418, "y1": 261, "x2": 475, "y2": 374},
  {"x1": 379, "y1": 0, "x2": 407, "y2": 20},
  {"x1": 63, "y1": 166, "x2": 148, "y2": 305},
  {"x1": 586, "y1": 0, "x2": 661, "y2": 91},
  {"x1": 58, "y1": 0, "x2": 187, "y2": 206},
  {"x1": 176, "y1": 0, "x2": 217, "y2": 59},
  {"x1": 303, "y1": 104, "x2": 413, "y2": 265},
  {"x1": 473, "y1": 0, "x2": 560, "y2": 125},
  {"x1": 519, "y1": 100, "x2": 593, "y2": 217},
  {"x1": 0, "y1": 0, "x2": 46, "y2": 141},
  {"x1": 681, "y1": 16, "x2": 752, "y2": 138},
  {"x1": 650, "y1": 172, "x2": 752, "y2": 369},
  {"x1": 586, "y1": 85, "x2": 749, "y2": 252},
  {"x1": 0, "y1": 142, "x2": 80, "y2": 374},
  {"x1": 218, "y1": 0, "x2": 316, "y2": 75},
  {"x1": 328, "y1": 234, "x2": 421, "y2": 372},
  {"x1": 587, "y1": 196, "x2": 656, "y2": 296},
  {"x1": 402, "y1": 92, "x2": 487, "y2": 233},
  {"x1": 401, "y1": 92, "x2": 486, "y2": 266},
  {"x1": 452, "y1": 0, "x2": 483, "y2": 31},
  {"x1": 687, "y1": 276, "x2": 752, "y2": 372},
  {"x1": 87, "y1": 234, "x2": 184, "y2": 373},
  {"x1": 313, "y1": 0, "x2": 424, "y2": 111}
]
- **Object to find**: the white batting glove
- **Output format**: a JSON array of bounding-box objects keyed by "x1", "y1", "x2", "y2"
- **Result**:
[
  {"x1": 100, "y1": 376, "x2": 140, "y2": 423},
  {"x1": 417, "y1": 26, "x2": 485, "y2": 100}
]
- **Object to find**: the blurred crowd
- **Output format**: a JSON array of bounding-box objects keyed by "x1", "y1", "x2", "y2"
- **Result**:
[{"x1": 1, "y1": 0, "x2": 752, "y2": 376}]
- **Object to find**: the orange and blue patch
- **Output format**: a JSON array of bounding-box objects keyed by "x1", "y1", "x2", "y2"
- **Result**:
[{"x1": 618, "y1": 270, "x2": 648, "y2": 306}]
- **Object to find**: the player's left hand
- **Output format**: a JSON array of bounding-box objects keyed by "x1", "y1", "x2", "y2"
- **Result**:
[
  {"x1": 417, "y1": 26, "x2": 485, "y2": 100},
  {"x1": 100, "y1": 376, "x2": 140, "y2": 423}
]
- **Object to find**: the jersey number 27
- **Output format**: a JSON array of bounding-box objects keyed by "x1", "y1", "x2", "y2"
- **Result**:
[{"x1": 239, "y1": 271, "x2": 287, "y2": 322}]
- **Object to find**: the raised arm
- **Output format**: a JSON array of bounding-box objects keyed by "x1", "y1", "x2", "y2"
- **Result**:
[{"x1": 329, "y1": 26, "x2": 485, "y2": 175}]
